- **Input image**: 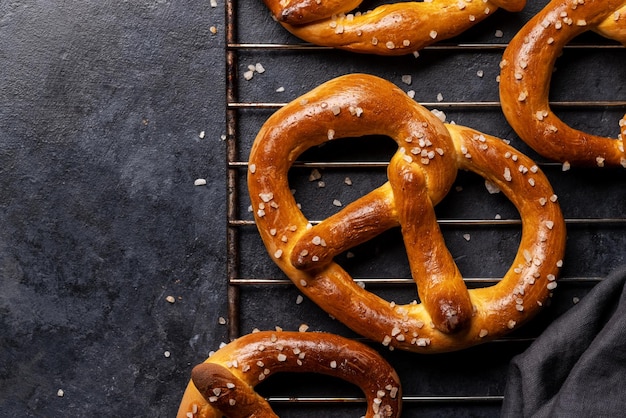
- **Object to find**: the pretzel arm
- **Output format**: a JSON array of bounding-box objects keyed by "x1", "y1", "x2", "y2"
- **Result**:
[
  {"x1": 191, "y1": 363, "x2": 277, "y2": 418},
  {"x1": 263, "y1": 0, "x2": 526, "y2": 55},
  {"x1": 595, "y1": 3, "x2": 626, "y2": 40},
  {"x1": 447, "y1": 124, "x2": 566, "y2": 331},
  {"x1": 388, "y1": 152, "x2": 472, "y2": 334},
  {"x1": 291, "y1": 183, "x2": 398, "y2": 270},
  {"x1": 263, "y1": 0, "x2": 362, "y2": 24},
  {"x1": 280, "y1": 1, "x2": 511, "y2": 56}
]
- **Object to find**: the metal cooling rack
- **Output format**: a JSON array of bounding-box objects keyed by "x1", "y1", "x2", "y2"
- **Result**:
[{"x1": 223, "y1": 0, "x2": 625, "y2": 415}]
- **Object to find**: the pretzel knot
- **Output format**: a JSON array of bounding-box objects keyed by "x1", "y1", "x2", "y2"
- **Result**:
[
  {"x1": 176, "y1": 331, "x2": 402, "y2": 418},
  {"x1": 499, "y1": 0, "x2": 626, "y2": 167},
  {"x1": 247, "y1": 74, "x2": 566, "y2": 353},
  {"x1": 262, "y1": 0, "x2": 527, "y2": 55}
]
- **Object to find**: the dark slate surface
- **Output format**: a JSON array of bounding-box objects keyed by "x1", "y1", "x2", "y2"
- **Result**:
[{"x1": 0, "y1": 2, "x2": 227, "y2": 416}]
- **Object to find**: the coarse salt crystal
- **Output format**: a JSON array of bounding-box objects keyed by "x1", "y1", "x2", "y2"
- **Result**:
[{"x1": 503, "y1": 167, "x2": 512, "y2": 181}]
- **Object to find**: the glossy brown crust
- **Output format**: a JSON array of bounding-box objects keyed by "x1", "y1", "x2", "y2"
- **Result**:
[
  {"x1": 247, "y1": 74, "x2": 566, "y2": 354},
  {"x1": 176, "y1": 331, "x2": 402, "y2": 418},
  {"x1": 262, "y1": 0, "x2": 527, "y2": 55},
  {"x1": 264, "y1": 0, "x2": 362, "y2": 24},
  {"x1": 499, "y1": 0, "x2": 626, "y2": 167}
]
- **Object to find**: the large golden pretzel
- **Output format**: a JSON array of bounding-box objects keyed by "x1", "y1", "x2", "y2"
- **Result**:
[
  {"x1": 499, "y1": 0, "x2": 626, "y2": 167},
  {"x1": 263, "y1": 0, "x2": 527, "y2": 55},
  {"x1": 247, "y1": 74, "x2": 566, "y2": 353},
  {"x1": 177, "y1": 331, "x2": 402, "y2": 418}
]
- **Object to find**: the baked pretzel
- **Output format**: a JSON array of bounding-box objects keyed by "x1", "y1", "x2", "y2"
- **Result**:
[
  {"x1": 499, "y1": 0, "x2": 626, "y2": 167},
  {"x1": 247, "y1": 74, "x2": 566, "y2": 353},
  {"x1": 176, "y1": 331, "x2": 402, "y2": 418},
  {"x1": 263, "y1": 0, "x2": 527, "y2": 55}
]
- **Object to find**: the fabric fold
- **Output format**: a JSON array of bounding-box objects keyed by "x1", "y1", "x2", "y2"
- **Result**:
[{"x1": 501, "y1": 265, "x2": 626, "y2": 417}]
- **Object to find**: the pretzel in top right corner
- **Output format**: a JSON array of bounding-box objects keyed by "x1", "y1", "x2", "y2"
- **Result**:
[{"x1": 499, "y1": 0, "x2": 626, "y2": 168}]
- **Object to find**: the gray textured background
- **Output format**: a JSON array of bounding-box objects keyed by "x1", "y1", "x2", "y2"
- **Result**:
[{"x1": 1, "y1": 2, "x2": 227, "y2": 416}]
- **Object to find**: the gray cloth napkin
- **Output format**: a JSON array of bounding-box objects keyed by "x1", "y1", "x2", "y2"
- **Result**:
[{"x1": 501, "y1": 265, "x2": 626, "y2": 417}]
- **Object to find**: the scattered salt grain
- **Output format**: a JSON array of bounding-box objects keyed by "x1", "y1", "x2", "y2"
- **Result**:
[
  {"x1": 309, "y1": 169, "x2": 322, "y2": 181},
  {"x1": 431, "y1": 109, "x2": 446, "y2": 122}
]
